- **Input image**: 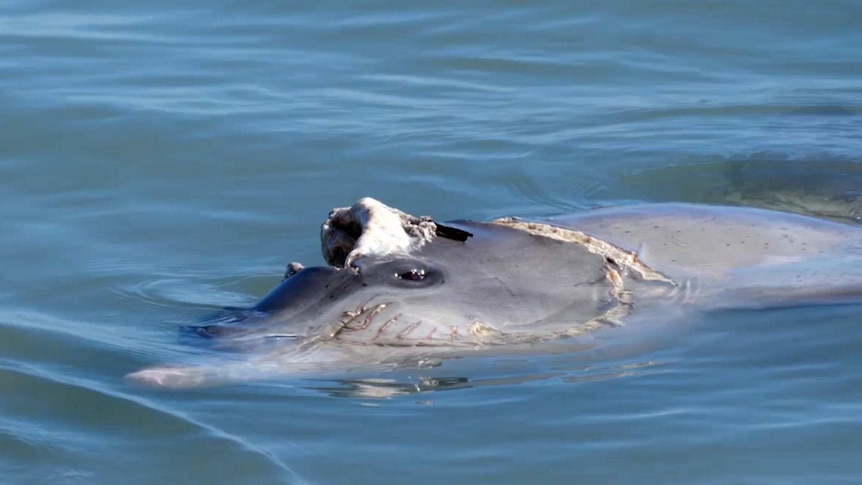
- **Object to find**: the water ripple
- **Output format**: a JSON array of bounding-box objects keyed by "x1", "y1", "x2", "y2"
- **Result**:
[{"x1": 0, "y1": 363, "x2": 302, "y2": 484}]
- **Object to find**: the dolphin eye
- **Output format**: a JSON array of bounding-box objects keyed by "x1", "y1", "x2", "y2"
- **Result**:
[
  {"x1": 372, "y1": 260, "x2": 441, "y2": 288},
  {"x1": 397, "y1": 269, "x2": 425, "y2": 281}
]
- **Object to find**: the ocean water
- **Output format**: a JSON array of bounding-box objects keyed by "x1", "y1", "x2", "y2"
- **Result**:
[{"x1": 2, "y1": 0, "x2": 862, "y2": 483}]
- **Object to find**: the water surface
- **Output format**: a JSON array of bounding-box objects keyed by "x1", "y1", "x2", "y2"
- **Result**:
[{"x1": 2, "y1": 0, "x2": 862, "y2": 483}]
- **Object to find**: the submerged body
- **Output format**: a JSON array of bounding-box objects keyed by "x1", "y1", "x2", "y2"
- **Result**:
[
  {"x1": 129, "y1": 199, "x2": 862, "y2": 387},
  {"x1": 549, "y1": 204, "x2": 862, "y2": 309}
]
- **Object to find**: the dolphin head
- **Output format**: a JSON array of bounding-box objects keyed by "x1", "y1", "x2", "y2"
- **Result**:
[
  {"x1": 197, "y1": 217, "x2": 623, "y2": 351},
  {"x1": 130, "y1": 198, "x2": 637, "y2": 388}
]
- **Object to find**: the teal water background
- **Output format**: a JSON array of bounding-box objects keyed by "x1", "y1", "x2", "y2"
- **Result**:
[{"x1": 2, "y1": 1, "x2": 862, "y2": 483}]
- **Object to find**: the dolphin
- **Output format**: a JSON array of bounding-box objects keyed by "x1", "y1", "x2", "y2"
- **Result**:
[{"x1": 128, "y1": 197, "x2": 862, "y2": 388}]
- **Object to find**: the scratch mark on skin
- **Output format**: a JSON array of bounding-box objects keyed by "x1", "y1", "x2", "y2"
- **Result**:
[
  {"x1": 340, "y1": 297, "x2": 377, "y2": 321},
  {"x1": 397, "y1": 321, "x2": 422, "y2": 340},
  {"x1": 373, "y1": 314, "x2": 401, "y2": 341},
  {"x1": 343, "y1": 303, "x2": 387, "y2": 331},
  {"x1": 331, "y1": 298, "x2": 388, "y2": 338}
]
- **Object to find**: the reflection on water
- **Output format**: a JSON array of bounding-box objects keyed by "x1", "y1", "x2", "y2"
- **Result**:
[
  {"x1": 306, "y1": 358, "x2": 665, "y2": 399},
  {"x1": 313, "y1": 376, "x2": 473, "y2": 399}
]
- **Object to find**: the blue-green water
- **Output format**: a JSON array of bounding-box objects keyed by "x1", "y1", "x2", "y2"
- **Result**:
[{"x1": 2, "y1": 1, "x2": 862, "y2": 483}]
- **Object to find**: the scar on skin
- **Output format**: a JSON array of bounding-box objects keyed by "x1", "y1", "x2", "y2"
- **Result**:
[{"x1": 492, "y1": 218, "x2": 676, "y2": 287}]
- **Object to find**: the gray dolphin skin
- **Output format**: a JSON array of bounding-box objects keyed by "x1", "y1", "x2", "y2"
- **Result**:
[{"x1": 128, "y1": 197, "x2": 862, "y2": 388}]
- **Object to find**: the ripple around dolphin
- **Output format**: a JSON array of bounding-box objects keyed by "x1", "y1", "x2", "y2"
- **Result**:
[
  {"x1": 302, "y1": 358, "x2": 668, "y2": 401},
  {"x1": 110, "y1": 275, "x2": 261, "y2": 310}
]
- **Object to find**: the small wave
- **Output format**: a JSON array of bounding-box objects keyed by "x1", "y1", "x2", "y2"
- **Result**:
[{"x1": 0, "y1": 363, "x2": 303, "y2": 484}]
